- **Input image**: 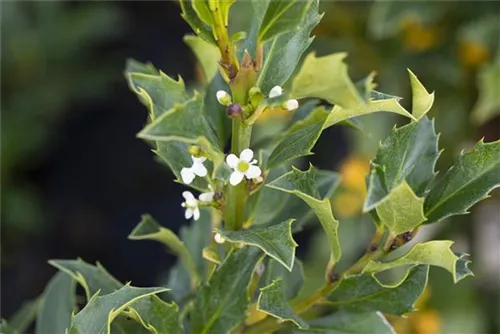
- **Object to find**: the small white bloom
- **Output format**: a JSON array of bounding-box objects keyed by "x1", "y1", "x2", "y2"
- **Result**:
[
  {"x1": 181, "y1": 156, "x2": 208, "y2": 184},
  {"x1": 198, "y1": 185, "x2": 215, "y2": 203},
  {"x1": 226, "y1": 148, "x2": 262, "y2": 186},
  {"x1": 283, "y1": 99, "x2": 299, "y2": 111},
  {"x1": 214, "y1": 233, "x2": 225, "y2": 244},
  {"x1": 181, "y1": 191, "x2": 200, "y2": 220},
  {"x1": 269, "y1": 85, "x2": 283, "y2": 98},
  {"x1": 216, "y1": 90, "x2": 232, "y2": 106},
  {"x1": 254, "y1": 262, "x2": 265, "y2": 276}
]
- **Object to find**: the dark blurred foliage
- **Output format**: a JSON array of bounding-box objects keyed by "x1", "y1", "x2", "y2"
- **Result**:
[{"x1": 1, "y1": 1, "x2": 499, "y2": 333}]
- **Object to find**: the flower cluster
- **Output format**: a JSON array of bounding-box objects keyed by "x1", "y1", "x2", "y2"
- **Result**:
[{"x1": 179, "y1": 84, "x2": 297, "y2": 220}]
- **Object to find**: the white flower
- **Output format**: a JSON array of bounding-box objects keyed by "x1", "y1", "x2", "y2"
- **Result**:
[
  {"x1": 198, "y1": 185, "x2": 215, "y2": 203},
  {"x1": 254, "y1": 262, "x2": 265, "y2": 275},
  {"x1": 214, "y1": 233, "x2": 225, "y2": 244},
  {"x1": 283, "y1": 99, "x2": 299, "y2": 111},
  {"x1": 181, "y1": 191, "x2": 200, "y2": 220},
  {"x1": 216, "y1": 90, "x2": 232, "y2": 106},
  {"x1": 226, "y1": 148, "x2": 262, "y2": 186},
  {"x1": 181, "y1": 156, "x2": 208, "y2": 184},
  {"x1": 269, "y1": 85, "x2": 283, "y2": 98}
]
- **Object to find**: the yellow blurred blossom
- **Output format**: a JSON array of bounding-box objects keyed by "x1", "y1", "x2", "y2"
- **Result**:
[
  {"x1": 333, "y1": 156, "x2": 370, "y2": 217},
  {"x1": 459, "y1": 41, "x2": 490, "y2": 68},
  {"x1": 256, "y1": 107, "x2": 292, "y2": 123},
  {"x1": 401, "y1": 18, "x2": 440, "y2": 52},
  {"x1": 388, "y1": 286, "x2": 441, "y2": 334}
]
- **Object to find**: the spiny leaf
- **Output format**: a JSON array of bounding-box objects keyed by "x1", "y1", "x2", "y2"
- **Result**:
[
  {"x1": 266, "y1": 107, "x2": 328, "y2": 170},
  {"x1": 267, "y1": 166, "x2": 341, "y2": 264},
  {"x1": 180, "y1": 0, "x2": 216, "y2": 45},
  {"x1": 35, "y1": 272, "x2": 76, "y2": 334},
  {"x1": 364, "y1": 116, "x2": 439, "y2": 212},
  {"x1": 256, "y1": 0, "x2": 322, "y2": 93},
  {"x1": 424, "y1": 139, "x2": 500, "y2": 223},
  {"x1": 184, "y1": 35, "x2": 220, "y2": 83},
  {"x1": 293, "y1": 311, "x2": 396, "y2": 334},
  {"x1": 126, "y1": 296, "x2": 183, "y2": 334},
  {"x1": 326, "y1": 265, "x2": 429, "y2": 315},
  {"x1": 291, "y1": 53, "x2": 365, "y2": 109},
  {"x1": 363, "y1": 241, "x2": 473, "y2": 283},
  {"x1": 408, "y1": 69, "x2": 435, "y2": 120},
  {"x1": 191, "y1": 0, "x2": 213, "y2": 26},
  {"x1": 137, "y1": 92, "x2": 221, "y2": 152},
  {"x1": 49, "y1": 259, "x2": 121, "y2": 300},
  {"x1": 262, "y1": 259, "x2": 305, "y2": 300},
  {"x1": 257, "y1": 279, "x2": 309, "y2": 329},
  {"x1": 68, "y1": 285, "x2": 168, "y2": 334},
  {"x1": 128, "y1": 214, "x2": 199, "y2": 285},
  {"x1": 217, "y1": 219, "x2": 298, "y2": 271},
  {"x1": 375, "y1": 181, "x2": 427, "y2": 234},
  {"x1": 324, "y1": 89, "x2": 415, "y2": 128},
  {"x1": 190, "y1": 247, "x2": 262, "y2": 334},
  {"x1": 258, "y1": 0, "x2": 311, "y2": 43},
  {"x1": 471, "y1": 62, "x2": 500, "y2": 125}
]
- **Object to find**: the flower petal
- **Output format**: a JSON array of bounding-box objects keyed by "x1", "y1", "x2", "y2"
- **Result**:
[
  {"x1": 186, "y1": 197, "x2": 198, "y2": 207},
  {"x1": 245, "y1": 165, "x2": 262, "y2": 179},
  {"x1": 229, "y1": 171, "x2": 245, "y2": 186},
  {"x1": 193, "y1": 208, "x2": 200, "y2": 221},
  {"x1": 185, "y1": 208, "x2": 193, "y2": 220},
  {"x1": 192, "y1": 162, "x2": 208, "y2": 177},
  {"x1": 181, "y1": 168, "x2": 195, "y2": 184},
  {"x1": 192, "y1": 156, "x2": 207, "y2": 163},
  {"x1": 226, "y1": 154, "x2": 239, "y2": 169},
  {"x1": 269, "y1": 85, "x2": 283, "y2": 98},
  {"x1": 284, "y1": 99, "x2": 299, "y2": 111},
  {"x1": 240, "y1": 148, "x2": 254, "y2": 162},
  {"x1": 182, "y1": 191, "x2": 195, "y2": 201},
  {"x1": 199, "y1": 191, "x2": 214, "y2": 203}
]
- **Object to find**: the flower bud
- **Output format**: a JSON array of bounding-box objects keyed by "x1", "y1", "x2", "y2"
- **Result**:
[
  {"x1": 214, "y1": 233, "x2": 225, "y2": 244},
  {"x1": 216, "y1": 90, "x2": 232, "y2": 106},
  {"x1": 188, "y1": 145, "x2": 202, "y2": 157},
  {"x1": 248, "y1": 86, "x2": 263, "y2": 107},
  {"x1": 269, "y1": 85, "x2": 283, "y2": 98},
  {"x1": 226, "y1": 103, "x2": 243, "y2": 119},
  {"x1": 283, "y1": 99, "x2": 299, "y2": 111}
]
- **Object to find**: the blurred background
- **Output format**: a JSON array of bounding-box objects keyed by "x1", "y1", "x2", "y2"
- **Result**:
[{"x1": 1, "y1": 1, "x2": 499, "y2": 333}]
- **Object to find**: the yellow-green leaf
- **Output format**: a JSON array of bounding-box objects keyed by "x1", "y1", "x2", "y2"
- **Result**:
[
  {"x1": 471, "y1": 61, "x2": 500, "y2": 125},
  {"x1": 267, "y1": 166, "x2": 341, "y2": 264},
  {"x1": 184, "y1": 35, "x2": 220, "y2": 83},
  {"x1": 408, "y1": 69, "x2": 435, "y2": 120},
  {"x1": 363, "y1": 241, "x2": 473, "y2": 283},
  {"x1": 291, "y1": 53, "x2": 364, "y2": 109},
  {"x1": 375, "y1": 181, "x2": 427, "y2": 234}
]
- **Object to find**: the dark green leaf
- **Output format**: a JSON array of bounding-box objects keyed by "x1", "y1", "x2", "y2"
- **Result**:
[
  {"x1": 204, "y1": 73, "x2": 232, "y2": 147},
  {"x1": 364, "y1": 116, "x2": 439, "y2": 212},
  {"x1": 257, "y1": 279, "x2": 309, "y2": 329},
  {"x1": 267, "y1": 166, "x2": 341, "y2": 263},
  {"x1": 128, "y1": 214, "x2": 200, "y2": 285},
  {"x1": 262, "y1": 259, "x2": 305, "y2": 300},
  {"x1": 363, "y1": 241, "x2": 473, "y2": 283},
  {"x1": 190, "y1": 247, "x2": 262, "y2": 334},
  {"x1": 258, "y1": 0, "x2": 311, "y2": 42},
  {"x1": 126, "y1": 296, "x2": 183, "y2": 334},
  {"x1": 266, "y1": 107, "x2": 328, "y2": 170},
  {"x1": 35, "y1": 272, "x2": 76, "y2": 334},
  {"x1": 68, "y1": 285, "x2": 168, "y2": 334},
  {"x1": 294, "y1": 311, "x2": 395, "y2": 334},
  {"x1": 256, "y1": 0, "x2": 322, "y2": 93},
  {"x1": 326, "y1": 265, "x2": 429, "y2": 315},
  {"x1": 180, "y1": 0, "x2": 216, "y2": 45},
  {"x1": 217, "y1": 219, "x2": 298, "y2": 271},
  {"x1": 424, "y1": 139, "x2": 500, "y2": 223},
  {"x1": 49, "y1": 259, "x2": 121, "y2": 300}
]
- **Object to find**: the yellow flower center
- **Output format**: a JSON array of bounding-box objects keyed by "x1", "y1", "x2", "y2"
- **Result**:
[{"x1": 237, "y1": 161, "x2": 249, "y2": 173}]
